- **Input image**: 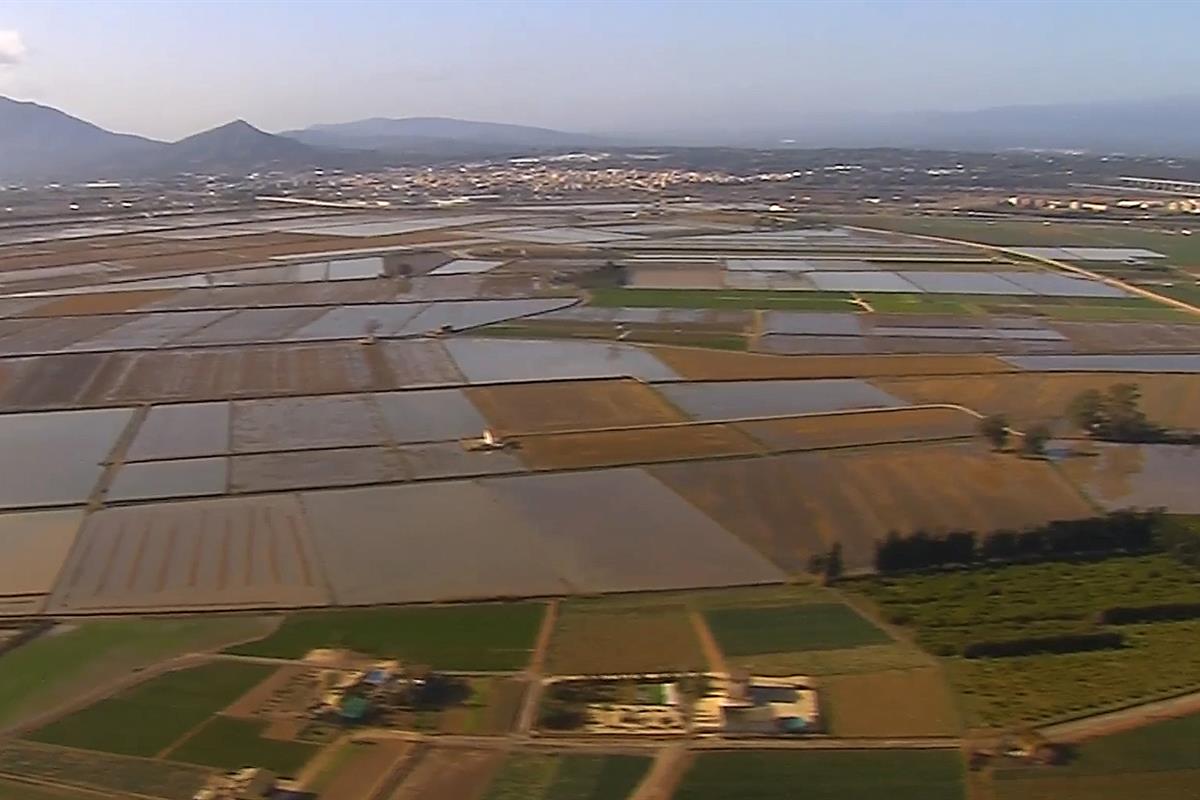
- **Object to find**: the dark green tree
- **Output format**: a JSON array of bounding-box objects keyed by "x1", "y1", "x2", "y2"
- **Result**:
[
  {"x1": 1022, "y1": 424, "x2": 1052, "y2": 457},
  {"x1": 1067, "y1": 388, "x2": 1105, "y2": 434},
  {"x1": 979, "y1": 414, "x2": 1010, "y2": 450}
]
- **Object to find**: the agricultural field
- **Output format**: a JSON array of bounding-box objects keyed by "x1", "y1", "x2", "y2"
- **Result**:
[
  {"x1": 849, "y1": 555, "x2": 1200, "y2": 728},
  {"x1": 228, "y1": 603, "x2": 546, "y2": 671},
  {"x1": 388, "y1": 746, "x2": 505, "y2": 800},
  {"x1": 655, "y1": 445, "x2": 1094, "y2": 573},
  {"x1": 305, "y1": 739, "x2": 414, "y2": 799},
  {"x1": 165, "y1": 716, "x2": 317, "y2": 774},
  {"x1": 25, "y1": 661, "x2": 275, "y2": 757},
  {"x1": 737, "y1": 406, "x2": 977, "y2": 452},
  {"x1": 990, "y1": 713, "x2": 1200, "y2": 800},
  {"x1": 46, "y1": 494, "x2": 330, "y2": 613},
  {"x1": 480, "y1": 752, "x2": 651, "y2": 800},
  {"x1": 514, "y1": 423, "x2": 761, "y2": 469},
  {"x1": 821, "y1": 668, "x2": 962, "y2": 737},
  {"x1": 466, "y1": 378, "x2": 684, "y2": 435},
  {"x1": 0, "y1": 778, "x2": 113, "y2": 800},
  {"x1": 0, "y1": 741, "x2": 212, "y2": 800},
  {"x1": 1057, "y1": 443, "x2": 1200, "y2": 513},
  {"x1": 545, "y1": 597, "x2": 707, "y2": 675},
  {"x1": 673, "y1": 749, "x2": 965, "y2": 800},
  {"x1": 877, "y1": 372, "x2": 1200, "y2": 431},
  {"x1": 650, "y1": 346, "x2": 1012, "y2": 380},
  {"x1": 0, "y1": 616, "x2": 274, "y2": 730},
  {"x1": 688, "y1": 587, "x2": 931, "y2": 676},
  {"x1": 704, "y1": 603, "x2": 891, "y2": 656},
  {"x1": 845, "y1": 216, "x2": 1200, "y2": 263},
  {"x1": 588, "y1": 287, "x2": 857, "y2": 311}
]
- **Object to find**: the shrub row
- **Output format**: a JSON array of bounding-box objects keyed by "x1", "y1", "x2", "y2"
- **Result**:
[
  {"x1": 873, "y1": 511, "x2": 1162, "y2": 573},
  {"x1": 961, "y1": 631, "x2": 1125, "y2": 659},
  {"x1": 1098, "y1": 602, "x2": 1200, "y2": 625}
]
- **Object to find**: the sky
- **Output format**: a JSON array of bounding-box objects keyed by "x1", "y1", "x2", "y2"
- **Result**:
[{"x1": 1, "y1": 0, "x2": 1199, "y2": 141}]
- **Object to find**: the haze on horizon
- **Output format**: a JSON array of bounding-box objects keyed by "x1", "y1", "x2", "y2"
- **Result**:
[{"x1": 2, "y1": 0, "x2": 1199, "y2": 142}]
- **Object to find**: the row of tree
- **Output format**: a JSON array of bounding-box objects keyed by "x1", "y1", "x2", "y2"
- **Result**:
[{"x1": 872, "y1": 511, "x2": 1163, "y2": 573}]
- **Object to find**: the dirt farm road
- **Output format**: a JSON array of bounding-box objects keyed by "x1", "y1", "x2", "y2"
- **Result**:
[{"x1": 1038, "y1": 688, "x2": 1200, "y2": 743}]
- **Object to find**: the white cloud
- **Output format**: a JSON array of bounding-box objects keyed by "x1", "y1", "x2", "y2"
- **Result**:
[{"x1": 0, "y1": 30, "x2": 26, "y2": 66}]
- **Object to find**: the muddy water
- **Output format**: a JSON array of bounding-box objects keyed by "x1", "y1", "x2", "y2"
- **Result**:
[
  {"x1": 0, "y1": 407, "x2": 132, "y2": 508},
  {"x1": 1057, "y1": 443, "x2": 1200, "y2": 513}
]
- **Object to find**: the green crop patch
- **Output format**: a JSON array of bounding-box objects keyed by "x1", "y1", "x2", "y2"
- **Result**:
[
  {"x1": 990, "y1": 714, "x2": 1200, "y2": 799},
  {"x1": 589, "y1": 287, "x2": 856, "y2": 311},
  {"x1": 704, "y1": 602, "x2": 891, "y2": 656},
  {"x1": 167, "y1": 716, "x2": 317, "y2": 776},
  {"x1": 675, "y1": 750, "x2": 965, "y2": 800},
  {"x1": 228, "y1": 603, "x2": 546, "y2": 671},
  {"x1": 0, "y1": 616, "x2": 272, "y2": 730},
  {"x1": 849, "y1": 555, "x2": 1200, "y2": 727},
  {"x1": 0, "y1": 741, "x2": 212, "y2": 799},
  {"x1": 482, "y1": 752, "x2": 651, "y2": 800},
  {"x1": 25, "y1": 661, "x2": 273, "y2": 758}
]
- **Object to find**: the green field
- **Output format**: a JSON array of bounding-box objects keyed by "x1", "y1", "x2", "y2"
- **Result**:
[
  {"x1": 477, "y1": 323, "x2": 750, "y2": 351},
  {"x1": 167, "y1": 716, "x2": 317, "y2": 775},
  {"x1": 0, "y1": 779, "x2": 106, "y2": 800},
  {"x1": 589, "y1": 287, "x2": 857, "y2": 310},
  {"x1": 847, "y1": 216, "x2": 1200, "y2": 263},
  {"x1": 1153, "y1": 283, "x2": 1200, "y2": 306},
  {"x1": 25, "y1": 661, "x2": 273, "y2": 758},
  {"x1": 482, "y1": 752, "x2": 651, "y2": 800},
  {"x1": 0, "y1": 741, "x2": 211, "y2": 800},
  {"x1": 228, "y1": 603, "x2": 546, "y2": 671},
  {"x1": 704, "y1": 602, "x2": 891, "y2": 656},
  {"x1": 0, "y1": 616, "x2": 273, "y2": 729},
  {"x1": 849, "y1": 556, "x2": 1200, "y2": 727},
  {"x1": 991, "y1": 713, "x2": 1200, "y2": 799},
  {"x1": 674, "y1": 750, "x2": 965, "y2": 800}
]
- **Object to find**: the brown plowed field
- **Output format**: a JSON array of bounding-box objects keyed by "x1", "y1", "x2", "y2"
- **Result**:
[
  {"x1": 650, "y1": 346, "x2": 1013, "y2": 380},
  {"x1": 822, "y1": 668, "x2": 961, "y2": 737},
  {"x1": 467, "y1": 378, "x2": 685, "y2": 435},
  {"x1": 21, "y1": 289, "x2": 181, "y2": 317},
  {"x1": 377, "y1": 340, "x2": 464, "y2": 386},
  {"x1": 1051, "y1": 321, "x2": 1200, "y2": 352},
  {"x1": 0, "y1": 352, "x2": 136, "y2": 410},
  {"x1": 654, "y1": 445, "x2": 1094, "y2": 572},
  {"x1": 546, "y1": 603, "x2": 706, "y2": 674},
  {"x1": 515, "y1": 423, "x2": 761, "y2": 470},
  {"x1": 387, "y1": 746, "x2": 504, "y2": 800},
  {"x1": 737, "y1": 406, "x2": 977, "y2": 452},
  {"x1": 315, "y1": 740, "x2": 414, "y2": 800},
  {"x1": 47, "y1": 495, "x2": 330, "y2": 613},
  {"x1": 878, "y1": 372, "x2": 1200, "y2": 430}
]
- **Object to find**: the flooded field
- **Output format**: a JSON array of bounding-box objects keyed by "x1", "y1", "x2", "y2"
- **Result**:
[
  {"x1": 468, "y1": 378, "x2": 684, "y2": 434},
  {"x1": 47, "y1": 495, "x2": 329, "y2": 612},
  {"x1": 445, "y1": 338, "x2": 679, "y2": 383},
  {"x1": 230, "y1": 447, "x2": 403, "y2": 493},
  {"x1": 655, "y1": 445, "x2": 1094, "y2": 572},
  {"x1": 650, "y1": 346, "x2": 1012, "y2": 380},
  {"x1": 1057, "y1": 443, "x2": 1200, "y2": 513},
  {"x1": 394, "y1": 442, "x2": 526, "y2": 480},
  {"x1": 104, "y1": 458, "x2": 227, "y2": 501},
  {"x1": 125, "y1": 402, "x2": 230, "y2": 461},
  {"x1": 657, "y1": 378, "x2": 905, "y2": 421},
  {"x1": 738, "y1": 406, "x2": 977, "y2": 451},
  {"x1": 230, "y1": 395, "x2": 386, "y2": 453},
  {"x1": 515, "y1": 423, "x2": 761, "y2": 470},
  {"x1": 302, "y1": 481, "x2": 570, "y2": 605},
  {"x1": 377, "y1": 340, "x2": 465, "y2": 387},
  {"x1": 375, "y1": 388, "x2": 488, "y2": 442},
  {"x1": 0, "y1": 408, "x2": 131, "y2": 508},
  {"x1": 487, "y1": 468, "x2": 784, "y2": 593}
]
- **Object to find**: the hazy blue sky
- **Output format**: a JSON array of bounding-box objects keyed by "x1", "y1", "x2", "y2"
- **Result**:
[{"x1": 1, "y1": 0, "x2": 1198, "y2": 140}]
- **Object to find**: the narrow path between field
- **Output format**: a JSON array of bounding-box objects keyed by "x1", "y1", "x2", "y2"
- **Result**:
[
  {"x1": 514, "y1": 599, "x2": 559, "y2": 735},
  {"x1": 628, "y1": 744, "x2": 691, "y2": 800},
  {"x1": 688, "y1": 610, "x2": 728, "y2": 675},
  {"x1": 1039, "y1": 687, "x2": 1200, "y2": 742}
]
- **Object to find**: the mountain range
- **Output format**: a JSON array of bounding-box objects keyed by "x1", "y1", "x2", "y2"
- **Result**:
[{"x1": 3, "y1": 94, "x2": 1200, "y2": 183}]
